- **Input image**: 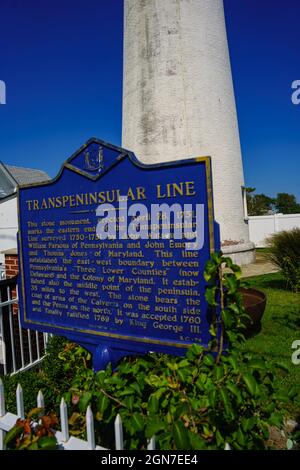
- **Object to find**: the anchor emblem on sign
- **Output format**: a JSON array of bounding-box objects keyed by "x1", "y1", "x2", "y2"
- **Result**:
[{"x1": 84, "y1": 146, "x2": 104, "y2": 172}]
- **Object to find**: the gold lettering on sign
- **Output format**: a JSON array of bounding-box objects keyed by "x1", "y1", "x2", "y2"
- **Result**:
[
  {"x1": 156, "y1": 181, "x2": 196, "y2": 199},
  {"x1": 24, "y1": 179, "x2": 203, "y2": 343}
]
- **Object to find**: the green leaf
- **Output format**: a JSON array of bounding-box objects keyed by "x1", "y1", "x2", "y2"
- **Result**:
[
  {"x1": 145, "y1": 418, "x2": 165, "y2": 439},
  {"x1": 224, "y1": 274, "x2": 237, "y2": 294},
  {"x1": 178, "y1": 359, "x2": 190, "y2": 368},
  {"x1": 223, "y1": 256, "x2": 234, "y2": 269},
  {"x1": 117, "y1": 387, "x2": 135, "y2": 397},
  {"x1": 241, "y1": 417, "x2": 256, "y2": 432},
  {"x1": 96, "y1": 371, "x2": 108, "y2": 387},
  {"x1": 236, "y1": 427, "x2": 245, "y2": 447},
  {"x1": 174, "y1": 403, "x2": 189, "y2": 420},
  {"x1": 211, "y1": 252, "x2": 222, "y2": 265},
  {"x1": 97, "y1": 394, "x2": 109, "y2": 415},
  {"x1": 4, "y1": 425, "x2": 23, "y2": 445},
  {"x1": 148, "y1": 395, "x2": 159, "y2": 414},
  {"x1": 209, "y1": 323, "x2": 217, "y2": 337},
  {"x1": 263, "y1": 402, "x2": 276, "y2": 414},
  {"x1": 215, "y1": 429, "x2": 224, "y2": 447},
  {"x1": 274, "y1": 362, "x2": 289, "y2": 373},
  {"x1": 208, "y1": 389, "x2": 217, "y2": 408},
  {"x1": 189, "y1": 432, "x2": 207, "y2": 450},
  {"x1": 203, "y1": 354, "x2": 215, "y2": 367},
  {"x1": 223, "y1": 257, "x2": 242, "y2": 278},
  {"x1": 177, "y1": 369, "x2": 188, "y2": 383},
  {"x1": 215, "y1": 365, "x2": 224, "y2": 381},
  {"x1": 227, "y1": 303, "x2": 242, "y2": 315},
  {"x1": 205, "y1": 287, "x2": 218, "y2": 306},
  {"x1": 242, "y1": 373, "x2": 258, "y2": 397},
  {"x1": 273, "y1": 393, "x2": 289, "y2": 403},
  {"x1": 161, "y1": 398, "x2": 169, "y2": 408},
  {"x1": 131, "y1": 413, "x2": 144, "y2": 432},
  {"x1": 222, "y1": 309, "x2": 233, "y2": 328},
  {"x1": 146, "y1": 374, "x2": 168, "y2": 388},
  {"x1": 166, "y1": 362, "x2": 178, "y2": 371},
  {"x1": 124, "y1": 395, "x2": 135, "y2": 411},
  {"x1": 220, "y1": 388, "x2": 231, "y2": 416},
  {"x1": 204, "y1": 260, "x2": 218, "y2": 281},
  {"x1": 117, "y1": 362, "x2": 133, "y2": 374},
  {"x1": 38, "y1": 436, "x2": 57, "y2": 450},
  {"x1": 226, "y1": 382, "x2": 242, "y2": 404},
  {"x1": 248, "y1": 359, "x2": 267, "y2": 370},
  {"x1": 173, "y1": 421, "x2": 190, "y2": 450},
  {"x1": 79, "y1": 392, "x2": 93, "y2": 413},
  {"x1": 288, "y1": 386, "x2": 299, "y2": 399},
  {"x1": 186, "y1": 343, "x2": 203, "y2": 360},
  {"x1": 269, "y1": 412, "x2": 283, "y2": 428},
  {"x1": 63, "y1": 391, "x2": 72, "y2": 405},
  {"x1": 231, "y1": 263, "x2": 242, "y2": 274},
  {"x1": 27, "y1": 442, "x2": 39, "y2": 450}
]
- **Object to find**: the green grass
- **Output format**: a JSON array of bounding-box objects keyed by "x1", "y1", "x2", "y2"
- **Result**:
[
  {"x1": 256, "y1": 247, "x2": 271, "y2": 253},
  {"x1": 241, "y1": 272, "x2": 300, "y2": 418}
]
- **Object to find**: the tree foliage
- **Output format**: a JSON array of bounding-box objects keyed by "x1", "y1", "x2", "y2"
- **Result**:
[
  {"x1": 246, "y1": 188, "x2": 300, "y2": 216},
  {"x1": 275, "y1": 193, "x2": 300, "y2": 214},
  {"x1": 246, "y1": 188, "x2": 275, "y2": 216}
]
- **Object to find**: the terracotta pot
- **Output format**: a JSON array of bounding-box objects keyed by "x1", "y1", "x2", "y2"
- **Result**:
[{"x1": 239, "y1": 287, "x2": 267, "y2": 334}]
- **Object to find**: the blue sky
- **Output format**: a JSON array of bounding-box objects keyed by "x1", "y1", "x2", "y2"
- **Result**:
[{"x1": 0, "y1": 0, "x2": 299, "y2": 200}]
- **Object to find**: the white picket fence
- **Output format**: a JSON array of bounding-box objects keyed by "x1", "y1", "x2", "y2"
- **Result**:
[
  {"x1": 0, "y1": 379, "x2": 156, "y2": 451},
  {"x1": 0, "y1": 277, "x2": 49, "y2": 375},
  {"x1": 0, "y1": 380, "x2": 233, "y2": 451}
]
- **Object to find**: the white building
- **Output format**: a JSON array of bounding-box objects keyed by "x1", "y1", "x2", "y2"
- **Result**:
[
  {"x1": 0, "y1": 162, "x2": 50, "y2": 277},
  {"x1": 122, "y1": 0, "x2": 255, "y2": 264}
]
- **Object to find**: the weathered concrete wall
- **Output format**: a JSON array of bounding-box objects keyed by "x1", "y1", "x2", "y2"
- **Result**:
[{"x1": 123, "y1": 0, "x2": 253, "y2": 262}]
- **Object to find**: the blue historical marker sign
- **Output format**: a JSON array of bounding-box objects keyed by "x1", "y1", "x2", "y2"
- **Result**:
[{"x1": 18, "y1": 138, "x2": 220, "y2": 369}]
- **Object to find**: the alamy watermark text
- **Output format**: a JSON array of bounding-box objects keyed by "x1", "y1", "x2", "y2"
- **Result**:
[
  {"x1": 0, "y1": 80, "x2": 6, "y2": 104},
  {"x1": 291, "y1": 80, "x2": 300, "y2": 105},
  {"x1": 95, "y1": 197, "x2": 205, "y2": 251},
  {"x1": 291, "y1": 340, "x2": 300, "y2": 365}
]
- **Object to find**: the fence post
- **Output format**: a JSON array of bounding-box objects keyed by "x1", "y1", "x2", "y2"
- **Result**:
[
  {"x1": 0, "y1": 306, "x2": 8, "y2": 375},
  {"x1": 0, "y1": 379, "x2": 5, "y2": 450},
  {"x1": 16, "y1": 384, "x2": 24, "y2": 419},
  {"x1": 0, "y1": 431, "x2": 5, "y2": 450},
  {"x1": 37, "y1": 390, "x2": 44, "y2": 413},
  {"x1": 7, "y1": 286, "x2": 16, "y2": 374},
  {"x1": 147, "y1": 436, "x2": 156, "y2": 450},
  {"x1": 0, "y1": 379, "x2": 5, "y2": 417},
  {"x1": 114, "y1": 414, "x2": 124, "y2": 450},
  {"x1": 60, "y1": 398, "x2": 69, "y2": 442},
  {"x1": 86, "y1": 405, "x2": 95, "y2": 450}
]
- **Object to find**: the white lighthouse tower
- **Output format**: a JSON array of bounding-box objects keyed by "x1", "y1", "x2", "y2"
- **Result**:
[{"x1": 122, "y1": 0, "x2": 255, "y2": 264}]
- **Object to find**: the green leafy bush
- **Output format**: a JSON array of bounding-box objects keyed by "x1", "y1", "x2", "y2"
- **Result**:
[
  {"x1": 1, "y1": 335, "x2": 72, "y2": 413},
  {"x1": 265, "y1": 228, "x2": 300, "y2": 292},
  {"x1": 63, "y1": 345, "x2": 287, "y2": 450},
  {"x1": 58, "y1": 253, "x2": 290, "y2": 450},
  {"x1": 2, "y1": 254, "x2": 294, "y2": 450},
  {"x1": 1, "y1": 369, "x2": 51, "y2": 414},
  {"x1": 42, "y1": 335, "x2": 86, "y2": 401}
]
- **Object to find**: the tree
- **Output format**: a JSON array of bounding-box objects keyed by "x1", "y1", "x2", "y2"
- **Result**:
[
  {"x1": 246, "y1": 187, "x2": 275, "y2": 216},
  {"x1": 275, "y1": 193, "x2": 300, "y2": 214}
]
